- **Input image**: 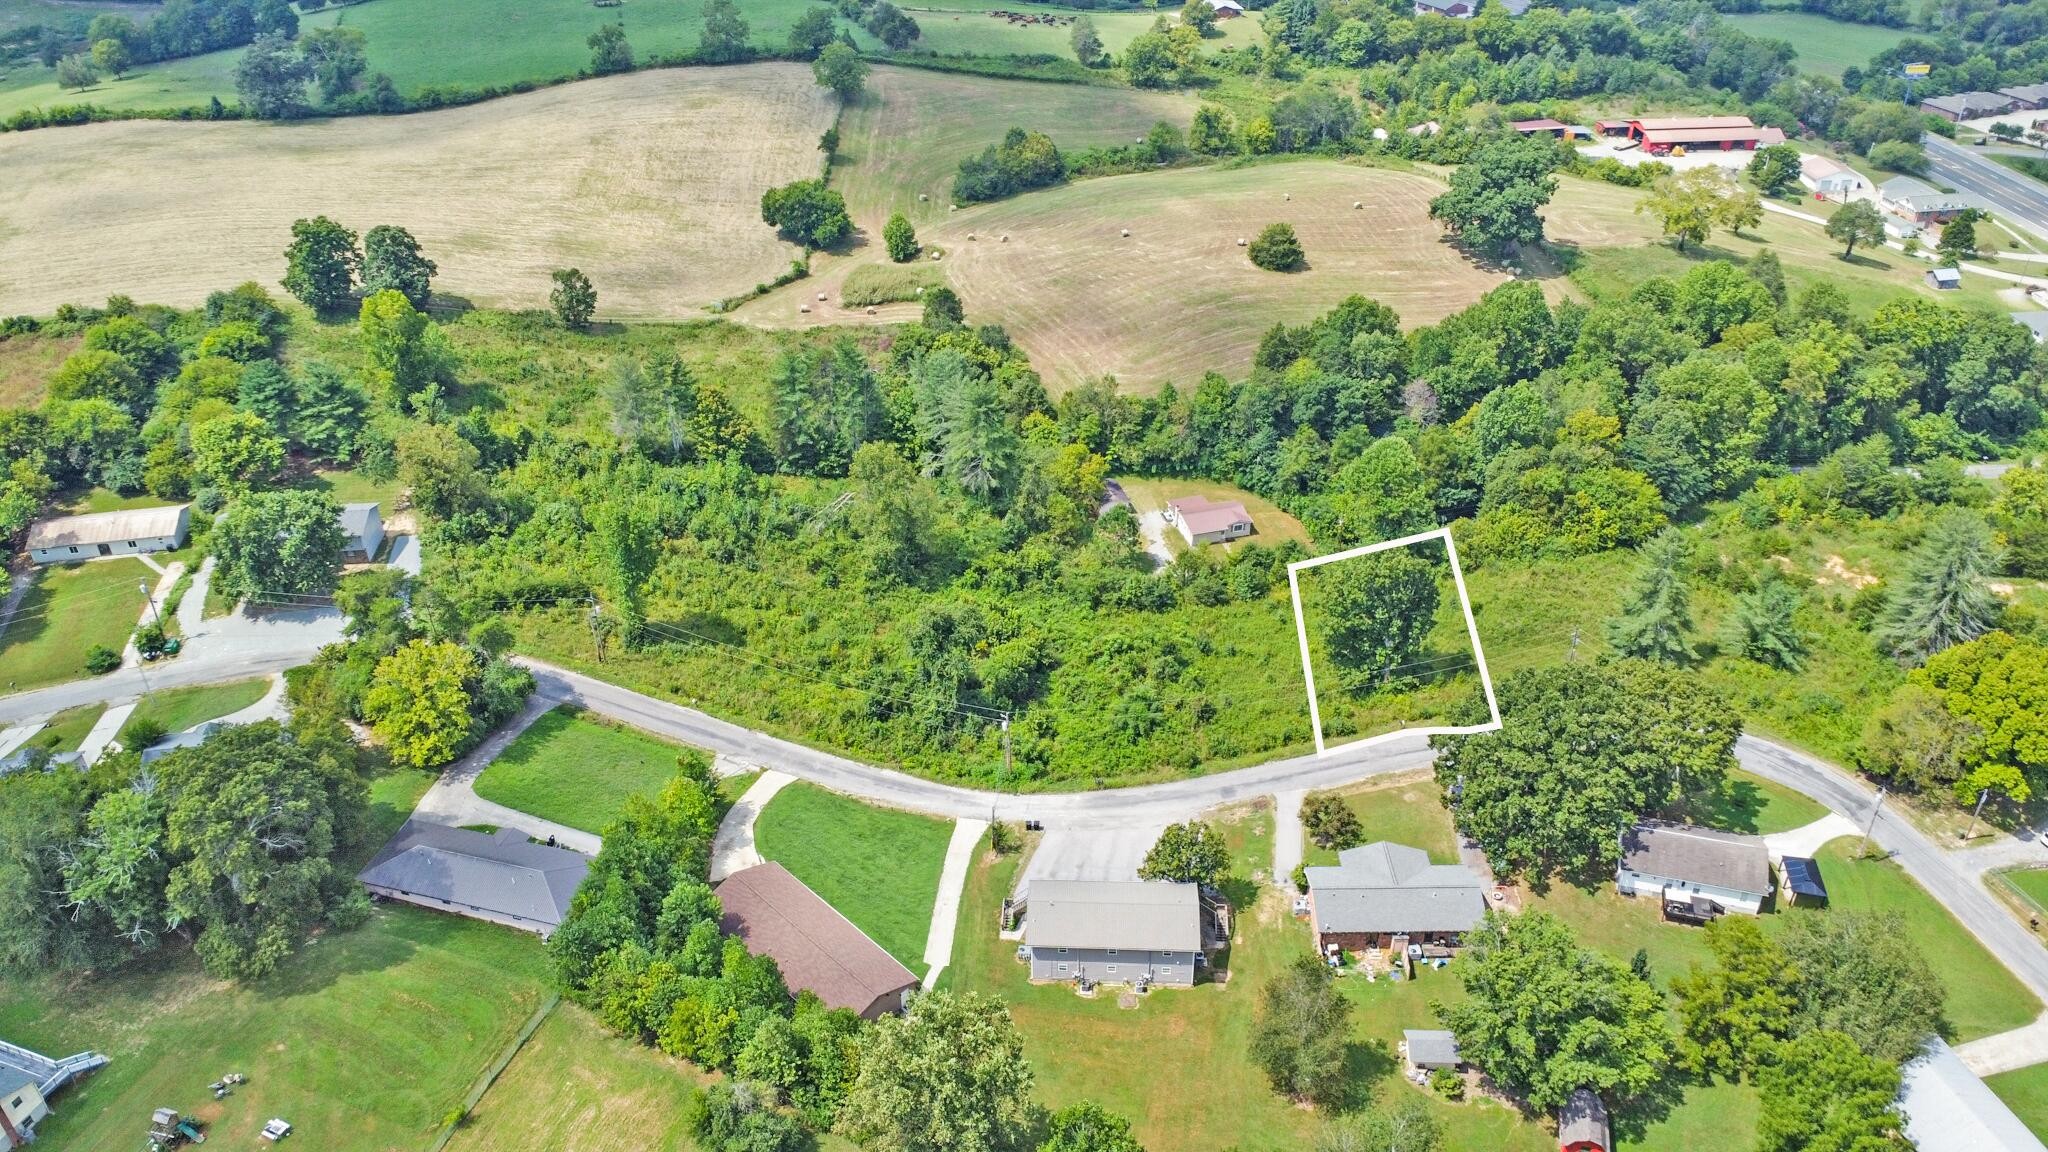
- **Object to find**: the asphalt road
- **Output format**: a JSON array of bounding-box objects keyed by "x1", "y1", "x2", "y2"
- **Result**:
[
  {"x1": 1738, "y1": 733, "x2": 2048, "y2": 1002},
  {"x1": 1924, "y1": 134, "x2": 2048, "y2": 242}
]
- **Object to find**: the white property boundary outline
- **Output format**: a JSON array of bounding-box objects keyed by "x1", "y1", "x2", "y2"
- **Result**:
[{"x1": 1286, "y1": 526, "x2": 1503, "y2": 757}]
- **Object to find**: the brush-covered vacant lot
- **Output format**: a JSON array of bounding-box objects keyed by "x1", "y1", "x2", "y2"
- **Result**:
[{"x1": 0, "y1": 65, "x2": 834, "y2": 318}]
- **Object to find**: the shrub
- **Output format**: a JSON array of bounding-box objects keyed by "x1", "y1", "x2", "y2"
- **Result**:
[
  {"x1": 1431, "y1": 1066, "x2": 1465, "y2": 1099},
  {"x1": 134, "y1": 621, "x2": 169, "y2": 658},
  {"x1": 121, "y1": 716, "x2": 168, "y2": 751},
  {"x1": 84, "y1": 644, "x2": 122, "y2": 674},
  {"x1": 1248, "y1": 223, "x2": 1305, "y2": 271}
]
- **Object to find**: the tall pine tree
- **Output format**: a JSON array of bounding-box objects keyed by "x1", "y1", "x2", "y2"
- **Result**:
[
  {"x1": 1606, "y1": 529, "x2": 1695, "y2": 663},
  {"x1": 1875, "y1": 511, "x2": 2003, "y2": 664}
]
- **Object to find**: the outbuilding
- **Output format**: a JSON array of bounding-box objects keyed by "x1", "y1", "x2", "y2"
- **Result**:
[
  {"x1": 0, "y1": 1037, "x2": 106, "y2": 1150},
  {"x1": 1780, "y1": 856, "x2": 1828, "y2": 906},
  {"x1": 1798, "y1": 154, "x2": 1865, "y2": 197},
  {"x1": 1928, "y1": 267, "x2": 1963, "y2": 290},
  {"x1": 26, "y1": 505, "x2": 189, "y2": 565},
  {"x1": 1402, "y1": 1029, "x2": 1462, "y2": 1072},
  {"x1": 339, "y1": 502, "x2": 385, "y2": 562},
  {"x1": 1022, "y1": 880, "x2": 1203, "y2": 987},
  {"x1": 1622, "y1": 115, "x2": 1766, "y2": 154},
  {"x1": 358, "y1": 820, "x2": 591, "y2": 937},
  {"x1": 1511, "y1": 118, "x2": 1569, "y2": 137},
  {"x1": 1165, "y1": 495, "x2": 1254, "y2": 546},
  {"x1": 1559, "y1": 1089, "x2": 1611, "y2": 1152},
  {"x1": 717, "y1": 862, "x2": 921, "y2": 1018},
  {"x1": 1616, "y1": 822, "x2": 1771, "y2": 919}
]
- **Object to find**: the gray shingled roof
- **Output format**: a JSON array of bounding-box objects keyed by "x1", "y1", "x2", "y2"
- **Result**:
[
  {"x1": 358, "y1": 820, "x2": 590, "y2": 928},
  {"x1": 1880, "y1": 176, "x2": 1970, "y2": 213},
  {"x1": 1024, "y1": 880, "x2": 1201, "y2": 952},
  {"x1": 1619, "y1": 822, "x2": 1770, "y2": 896},
  {"x1": 1560, "y1": 1089, "x2": 1610, "y2": 1146},
  {"x1": 1404, "y1": 1029, "x2": 1461, "y2": 1067},
  {"x1": 339, "y1": 502, "x2": 381, "y2": 542},
  {"x1": 1304, "y1": 842, "x2": 1487, "y2": 935}
]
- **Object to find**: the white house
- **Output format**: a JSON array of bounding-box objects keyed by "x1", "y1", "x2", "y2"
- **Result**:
[
  {"x1": 1616, "y1": 822, "x2": 1771, "y2": 918},
  {"x1": 26, "y1": 505, "x2": 189, "y2": 565},
  {"x1": 339, "y1": 502, "x2": 385, "y2": 563},
  {"x1": 1797, "y1": 154, "x2": 1865, "y2": 198},
  {"x1": 1165, "y1": 495, "x2": 1254, "y2": 546}
]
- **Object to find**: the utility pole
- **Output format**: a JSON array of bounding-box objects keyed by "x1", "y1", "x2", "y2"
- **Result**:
[
  {"x1": 1858, "y1": 787, "x2": 1887, "y2": 859},
  {"x1": 587, "y1": 599, "x2": 605, "y2": 665},
  {"x1": 1962, "y1": 787, "x2": 1992, "y2": 842},
  {"x1": 139, "y1": 579, "x2": 162, "y2": 629},
  {"x1": 1568, "y1": 627, "x2": 1581, "y2": 661},
  {"x1": 999, "y1": 713, "x2": 1012, "y2": 786}
]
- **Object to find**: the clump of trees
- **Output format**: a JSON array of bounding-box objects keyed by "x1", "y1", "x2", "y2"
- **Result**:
[
  {"x1": 761, "y1": 179, "x2": 853, "y2": 250},
  {"x1": 954, "y1": 128, "x2": 1066, "y2": 204},
  {"x1": 1247, "y1": 223, "x2": 1305, "y2": 272}
]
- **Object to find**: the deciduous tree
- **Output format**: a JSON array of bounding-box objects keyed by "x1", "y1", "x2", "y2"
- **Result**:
[
  {"x1": 884, "y1": 212, "x2": 919, "y2": 263},
  {"x1": 1319, "y1": 548, "x2": 1439, "y2": 691},
  {"x1": 1040, "y1": 1102, "x2": 1145, "y2": 1152},
  {"x1": 361, "y1": 224, "x2": 437, "y2": 307},
  {"x1": 1138, "y1": 820, "x2": 1230, "y2": 886},
  {"x1": 787, "y1": 6, "x2": 837, "y2": 58},
  {"x1": 1746, "y1": 142, "x2": 1802, "y2": 197},
  {"x1": 190, "y1": 409, "x2": 286, "y2": 493},
  {"x1": 1250, "y1": 955, "x2": 1353, "y2": 1106},
  {"x1": 1427, "y1": 134, "x2": 1558, "y2": 260},
  {"x1": 1431, "y1": 661, "x2": 1738, "y2": 878},
  {"x1": 588, "y1": 22, "x2": 633, "y2": 74},
  {"x1": 1755, "y1": 1030, "x2": 1911, "y2": 1152},
  {"x1": 300, "y1": 25, "x2": 367, "y2": 101},
  {"x1": 90, "y1": 37, "x2": 129, "y2": 78},
  {"x1": 1437, "y1": 911, "x2": 1669, "y2": 1110},
  {"x1": 212, "y1": 490, "x2": 347, "y2": 603},
  {"x1": 234, "y1": 32, "x2": 312, "y2": 118},
  {"x1": 551, "y1": 267, "x2": 598, "y2": 328},
  {"x1": 1248, "y1": 222, "x2": 1305, "y2": 271},
  {"x1": 699, "y1": 0, "x2": 752, "y2": 63},
  {"x1": 1069, "y1": 15, "x2": 1103, "y2": 66},
  {"x1": 1671, "y1": 916, "x2": 1800, "y2": 1080},
  {"x1": 761, "y1": 179, "x2": 853, "y2": 249},
  {"x1": 837, "y1": 990, "x2": 1038, "y2": 1152},
  {"x1": 1781, "y1": 910, "x2": 1945, "y2": 1063},
  {"x1": 282, "y1": 216, "x2": 360, "y2": 312},
  {"x1": 363, "y1": 640, "x2": 483, "y2": 768},
  {"x1": 812, "y1": 41, "x2": 867, "y2": 100},
  {"x1": 1824, "y1": 199, "x2": 1886, "y2": 258}
]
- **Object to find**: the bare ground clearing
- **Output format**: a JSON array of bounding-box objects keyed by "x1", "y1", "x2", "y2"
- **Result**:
[{"x1": 0, "y1": 65, "x2": 835, "y2": 319}]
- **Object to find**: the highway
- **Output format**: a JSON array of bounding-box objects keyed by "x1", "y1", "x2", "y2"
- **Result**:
[{"x1": 1924, "y1": 134, "x2": 2048, "y2": 242}]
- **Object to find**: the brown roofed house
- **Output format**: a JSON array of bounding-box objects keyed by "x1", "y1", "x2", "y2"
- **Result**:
[
  {"x1": 716, "y1": 862, "x2": 920, "y2": 1019},
  {"x1": 1165, "y1": 495, "x2": 1254, "y2": 546}
]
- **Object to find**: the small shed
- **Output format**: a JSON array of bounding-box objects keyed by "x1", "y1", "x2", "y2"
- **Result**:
[
  {"x1": 339, "y1": 502, "x2": 384, "y2": 563},
  {"x1": 1403, "y1": 1029, "x2": 1462, "y2": 1071},
  {"x1": 1780, "y1": 856, "x2": 1828, "y2": 906},
  {"x1": 1927, "y1": 267, "x2": 1963, "y2": 291},
  {"x1": 1559, "y1": 1088, "x2": 1611, "y2": 1152},
  {"x1": 1511, "y1": 118, "x2": 1569, "y2": 137}
]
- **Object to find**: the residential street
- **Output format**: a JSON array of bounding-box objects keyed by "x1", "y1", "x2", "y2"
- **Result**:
[{"x1": 1924, "y1": 134, "x2": 2048, "y2": 242}]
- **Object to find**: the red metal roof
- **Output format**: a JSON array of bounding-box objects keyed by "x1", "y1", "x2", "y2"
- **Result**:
[{"x1": 1640, "y1": 126, "x2": 1766, "y2": 145}]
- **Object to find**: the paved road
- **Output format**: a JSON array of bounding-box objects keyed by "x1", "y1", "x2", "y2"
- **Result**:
[
  {"x1": 1738, "y1": 734, "x2": 2048, "y2": 1003},
  {"x1": 520, "y1": 658, "x2": 1437, "y2": 828},
  {"x1": 1925, "y1": 134, "x2": 2048, "y2": 242}
]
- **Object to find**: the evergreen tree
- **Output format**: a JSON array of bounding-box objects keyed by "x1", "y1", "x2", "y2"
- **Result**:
[
  {"x1": 1724, "y1": 576, "x2": 1808, "y2": 670},
  {"x1": 360, "y1": 225, "x2": 437, "y2": 307},
  {"x1": 1874, "y1": 510, "x2": 2003, "y2": 663},
  {"x1": 1605, "y1": 529, "x2": 1695, "y2": 663}
]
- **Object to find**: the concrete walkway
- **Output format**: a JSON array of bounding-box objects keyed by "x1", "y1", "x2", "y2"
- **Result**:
[
  {"x1": 78, "y1": 700, "x2": 137, "y2": 765},
  {"x1": 122, "y1": 562, "x2": 184, "y2": 669},
  {"x1": 212, "y1": 673, "x2": 288, "y2": 727},
  {"x1": 1959, "y1": 1015, "x2": 2048, "y2": 1077},
  {"x1": 175, "y1": 557, "x2": 212, "y2": 638},
  {"x1": 0, "y1": 716, "x2": 48, "y2": 758},
  {"x1": 1761, "y1": 813, "x2": 1860, "y2": 862},
  {"x1": 1272, "y1": 789, "x2": 1306, "y2": 888},
  {"x1": 409, "y1": 694, "x2": 599, "y2": 854},
  {"x1": 923, "y1": 818, "x2": 989, "y2": 989},
  {"x1": 709, "y1": 770, "x2": 796, "y2": 882}
]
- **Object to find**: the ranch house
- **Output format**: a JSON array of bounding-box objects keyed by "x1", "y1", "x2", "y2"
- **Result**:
[
  {"x1": 1879, "y1": 177, "x2": 1971, "y2": 225},
  {"x1": 717, "y1": 862, "x2": 920, "y2": 1018},
  {"x1": 1304, "y1": 841, "x2": 1488, "y2": 954},
  {"x1": 1021, "y1": 880, "x2": 1204, "y2": 987},
  {"x1": 26, "y1": 505, "x2": 189, "y2": 565},
  {"x1": 1165, "y1": 495, "x2": 1254, "y2": 546},
  {"x1": 1616, "y1": 822, "x2": 1771, "y2": 920},
  {"x1": 1204, "y1": 0, "x2": 1245, "y2": 17},
  {"x1": 358, "y1": 820, "x2": 591, "y2": 937}
]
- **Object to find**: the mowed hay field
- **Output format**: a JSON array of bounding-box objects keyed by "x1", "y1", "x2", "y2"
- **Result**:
[
  {"x1": 0, "y1": 65, "x2": 834, "y2": 319},
  {"x1": 925, "y1": 159, "x2": 1527, "y2": 389},
  {"x1": 831, "y1": 66, "x2": 1197, "y2": 229}
]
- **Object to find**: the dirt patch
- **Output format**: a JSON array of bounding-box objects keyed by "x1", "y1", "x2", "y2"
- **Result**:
[
  {"x1": 1820, "y1": 553, "x2": 1879, "y2": 589},
  {"x1": 0, "y1": 65, "x2": 836, "y2": 320}
]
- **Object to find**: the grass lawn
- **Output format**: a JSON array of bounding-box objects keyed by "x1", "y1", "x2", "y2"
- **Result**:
[
  {"x1": 1723, "y1": 10, "x2": 1909, "y2": 77},
  {"x1": 446, "y1": 1004, "x2": 704, "y2": 1152},
  {"x1": 0, "y1": 559, "x2": 150, "y2": 693},
  {"x1": 1987, "y1": 1061, "x2": 2048, "y2": 1144},
  {"x1": 755, "y1": 781, "x2": 953, "y2": 973},
  {"x1": 361, "y1": 767, "x2": 438, "y2": 866},
  {"x1": 298, "y1": 467, "x2": 405, "y2": 510},
  {"x1": 119, "y1": 676, "x2": 270, "y2": 742},
  {"x1": 24, "y1": 704, "x2": 105, "y2": 753},
  {"x1": 1114, "y1": 475, "x2": 1311, "y2": 552},
  {"x1": 1680, "y1": 769, "x2": 1832, "y2": 836},
  {"x1": 1787, "y1": 838, "x2": 2040, "y2": 1042},
  {"x1": 474, "y1": 706, "x2": 706, "y2": 834},
  {"x1": 0, "y1": 905, "x2": 552, "y2": 1151},
  {"x1": 1996, "y1": 866, "x2": 2048, "y2": 918},
  {"x1": 1303, "y1": 774, "x2": 1463, "y2": 868}
]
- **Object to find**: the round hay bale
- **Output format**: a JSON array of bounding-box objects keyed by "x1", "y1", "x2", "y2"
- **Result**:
[
  {"x1": 918, "y1": 193, "x2": 929, "y2": 202},
  {"x1": 1236, "y1": 238, "x2": 1247, "y2": 246},
  {"x1": 865, "y1": 306, "x2": 876, "y2": 315},
  {"x1": 1284, "y1": 192, "x2": 1291, "y2": 201},
  {"x1": 1121, "y1": 228, "x2": 1131, "y2": 237},
  {"x1": 799, "y1": 304, "x2": 811, "y2": 314},
  {"x1": 915, "y1": 286, "x2": 925, "y2": 295},
  {"x1": 968, "y1": 233, "x2": 977, "y2": 241},
  {"x1": 816, "y1": 291, "x2": 827, "y2": 301},
  {"x1": 1000, "y1": 234, "x2": 1009, "y2": 242},
  {"x1": 1353, "y1": 201, "x2": 1363, "y2": 209}
]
